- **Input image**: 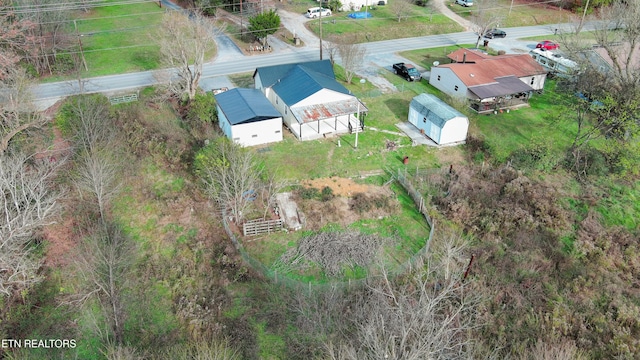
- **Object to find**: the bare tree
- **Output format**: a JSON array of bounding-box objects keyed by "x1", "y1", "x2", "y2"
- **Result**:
[
  {"x1": 336, "y1": 34, "x2": 366, "y2": 85},
  {"x1": 195, "y1": 136, "x2": 262, "y2": 224},
  {"x1": 75, "y1": 150, "x2": 122, "y2": 222},
  {"x1": 389, "y1": 0, "x2": 413, "y2": 22},
  {"x1": 155, "y1": 10, "x2": 220, "y2": 101},
  {"x1": 63, "y1": 94, "x2": 114, "y2": 156},
  {"x1": 324, "y1": 232, "x2": 480, "y2": 360},
  {"x1": 0, "y1": 152, "x2": 64, "y2": 299},
  {"x1": 0, "y1": 8, "x2": 37, "y2": 78},
  {"x1": 470, "y1": 0, "x2": 503, "y2": 48},
  {"x1": 75, "y1": 222, "x2": 135, "y2": 346},
  {"x1": 0, "y1": 67, "x2": 47, "y2": 155}
]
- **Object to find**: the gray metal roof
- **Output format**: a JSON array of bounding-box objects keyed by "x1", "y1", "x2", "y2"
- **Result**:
[
  {"x1": 410, "y1": 93, "x2": 466, "y2": 127},
  {"x1": 468, "y1": 75, "x2": 534, "y2": 99},
  {"x1": 214, "y1": 88, "x2": 281, "y2": 125}
]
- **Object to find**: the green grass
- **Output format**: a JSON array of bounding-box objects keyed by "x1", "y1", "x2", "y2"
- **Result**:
[
  {"x1": 596, "y1": 180, "x2": 640, "y2": 231},
  {"x1": 472, "y1": 80, "x2": 579, "y2": 162},
  {"x1": 307, "y1": 5, "x2": 463, "y2": 41},
  {"x1": 46, "y1": 0, "x2": 165, "y2": 80},
  {"x1": 448, "y1": 0, "x2": 575, "y2": 27}
]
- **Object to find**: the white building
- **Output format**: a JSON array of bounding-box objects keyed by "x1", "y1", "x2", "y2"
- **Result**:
[
  {"x1": 430, "y1": 49, "x2": 547, "y2": 113},
  {"x1": 409, "y1": 93, "x2": 468, "y2": 145},
  {"x1": 254, "y1": 60, "x2": 367, "y2": 141},
  {"x1": 529, "y1": 48, "x2": 578, "y2": 78},
  {"x1": 215, "y1": 88, "x2": 283, "y2": 147}
]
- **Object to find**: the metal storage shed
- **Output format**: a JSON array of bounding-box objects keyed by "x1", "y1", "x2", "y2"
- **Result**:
[{"x1": 408, "y1": 94, "x2": 469, "y2": 145}]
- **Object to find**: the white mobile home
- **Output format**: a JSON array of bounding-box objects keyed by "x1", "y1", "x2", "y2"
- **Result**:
[
  {"x1": 529, "y1": 49, "x2": 578, "y2": 78},
  {"x1": 409, "y1": 94, "x2": 468, "y2": 145}
]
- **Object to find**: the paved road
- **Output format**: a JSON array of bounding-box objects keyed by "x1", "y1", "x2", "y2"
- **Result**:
[{"x1": 32, "y1": 21, "x2": 596, "y2": 102}]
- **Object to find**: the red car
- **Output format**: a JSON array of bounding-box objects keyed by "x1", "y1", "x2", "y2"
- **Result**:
[{"x1": 536, "y1": 40, "x2": 559, "y2": 50}]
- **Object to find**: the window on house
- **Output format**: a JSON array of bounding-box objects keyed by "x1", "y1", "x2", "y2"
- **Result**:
[
  {"x1": 252, "y1": 135, "x2": 258, "y2": 138},
  {"x1": 454, "y1": 85, "x2": 459, "y2": 91},
  {"x1": 285, "y1": 108, "x2": 288, "y2": 114},
  {"x1": 437, "y1": 75, "x2": 441, "y2": 81},
  {"x1": 423, "y1": 117, "x2": 427, "y2": 123},
  {"x1": 275, "y1": 130, "x2": 281, "y2": 133},
  {"x1": 530, "y1": 77, "x2": 535, "y2": 85}
]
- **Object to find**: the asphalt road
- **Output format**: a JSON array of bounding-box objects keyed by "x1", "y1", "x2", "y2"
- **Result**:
[{"x1": 32, "y1": 21, "x2": 597, "y2": 102}]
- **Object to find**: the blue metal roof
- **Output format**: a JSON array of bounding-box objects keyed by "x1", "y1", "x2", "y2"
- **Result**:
[
  {"x1": 215, "y1": 88, "x2": 281, "y2": 125},
  {"x1": 255, "y1": 60, "x2": 350, "y2": 105},
  {"x1": 255, "y1": 59, "x2": 336, "y2": 88},
  {"x1": 410, "y1": 93, "x2": 466, "y2": 128}
]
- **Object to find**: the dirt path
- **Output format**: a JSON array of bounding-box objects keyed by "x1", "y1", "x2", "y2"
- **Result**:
[{"x1": 431, "y1": 0, "x2": 475, "y2": 31}]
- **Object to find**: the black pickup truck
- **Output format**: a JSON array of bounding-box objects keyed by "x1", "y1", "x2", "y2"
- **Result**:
[{"x1": 393, "y1": 62, "x2": 421, "y2": 81}]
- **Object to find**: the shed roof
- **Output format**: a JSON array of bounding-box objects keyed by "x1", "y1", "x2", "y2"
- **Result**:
[
  {"x1": 467, "y1": 75, "x2": 534, "y2": 99},
  {"x1": 410, "y1": 93, "x2": 466, "y2": 128},
  {"x1": 215, "y1": 88, "x2": 281, "y2": 125}
]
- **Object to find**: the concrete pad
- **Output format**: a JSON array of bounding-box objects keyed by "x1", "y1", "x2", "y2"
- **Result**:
[
  {"x1": 395, "y1": 122, "x2": 438, "y2": 147},
  {"x1": 275, "y1": 192, "x2": 302, "y2": 231}
]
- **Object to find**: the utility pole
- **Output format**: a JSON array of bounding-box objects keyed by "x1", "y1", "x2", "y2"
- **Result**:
[
  {"x1": 319, "y1": 8, "x2": 323, "y2": 60},
  {"x1": 73, "y1": 20, "x2": 88, "y2": 72}
]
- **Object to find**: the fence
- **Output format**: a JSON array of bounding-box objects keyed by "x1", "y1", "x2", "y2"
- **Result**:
[
  {"x1": 109, "y1": 93, "x2": 138, "y2": 105},
  {"x1": 243, "y1": 218, "x2": 284, "y2": 236},
  {"x1": 219, "y1": 169, "x2": 438, "y2": 291}
]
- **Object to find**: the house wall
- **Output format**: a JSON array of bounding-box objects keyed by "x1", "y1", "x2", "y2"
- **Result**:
[
  {"x1": 217, "y1": 105, "x2": 233, "y2": 139},
  {"x1": 254, "y1": 73, "x2": 264, "y2": 91},
  {"x1": 429, "y1": 67, "x2": 469, "y2": 99},
  {"x1": 408, "y1": 106, "x2": 438, "y2": 141},
  {"x1": 230, "y1": 117, "x2": 283, "y2": 147},
  {"x1": 519, "y1": 74, "x2": 546, "y2": 91},
  {"x1": 294, "y1": 88, "x2": 352, "y2": 107}
]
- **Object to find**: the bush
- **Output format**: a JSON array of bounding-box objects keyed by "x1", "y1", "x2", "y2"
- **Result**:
[
  {"x1": 186, "y1": 92, "x2": 216, "y2": 124},
  {"x1": 509, "y1": 141, "x2": 556, "y2": 172},
  {"x1": 299, "y1": 187, "x2": 320, "y2": 200},
  {"x1": 350, "y1": 193, "x2": 390, "y2": 213},
  {"x1": 320, "y1": 186, "x2": 334, "y2": 202}
]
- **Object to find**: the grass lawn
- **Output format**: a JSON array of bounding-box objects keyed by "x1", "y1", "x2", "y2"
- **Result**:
[
  {"x1": 52, "y1": 1, "x2": 165, "y2": 79},
  {"x1": 448, "y1": 0, "x2": 574, "y2": 27},
  {"x1": 307, "y1": 5, "x2": 463, "y2": 41}
]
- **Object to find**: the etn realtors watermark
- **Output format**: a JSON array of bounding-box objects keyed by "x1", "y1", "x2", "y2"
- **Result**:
[{"x1": 2, "y1": 339, "x2": 76, "y2": 349}]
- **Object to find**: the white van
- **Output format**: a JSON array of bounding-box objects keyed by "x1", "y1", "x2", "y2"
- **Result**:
[{"x1": 306, "y1": 7, "x2": 332, "y2": 18}]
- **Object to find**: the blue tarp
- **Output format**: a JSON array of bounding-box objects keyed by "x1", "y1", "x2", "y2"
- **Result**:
[{"x1": 348, "y1": 12, "x2": 372, "y2": 19}]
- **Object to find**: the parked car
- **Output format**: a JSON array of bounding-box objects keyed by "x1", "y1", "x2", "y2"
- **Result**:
[
  {"x1": 393, "y1": 63, "x2": 421, "y2": 82},
  {"x1": 455, "y1": 0, "x2": 473, "y2": 6},
  {"x1": 306, "y1": 7, "x2": 331, "y2": 18},
  {"x1": 484, "y1": 28, "x2": 506, "y2": 39},
  {"x1": 536, "y1": 40, "x2": 559, "y2": 50}
]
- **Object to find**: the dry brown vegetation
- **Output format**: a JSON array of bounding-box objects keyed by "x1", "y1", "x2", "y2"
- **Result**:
[{"x1": 422, "y1": 164, "x2": 640, "y2": 358}]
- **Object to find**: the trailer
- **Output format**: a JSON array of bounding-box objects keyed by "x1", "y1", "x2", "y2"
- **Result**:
[{"x1": 529, "y1": 49, "x2": 578, "y2": 78}]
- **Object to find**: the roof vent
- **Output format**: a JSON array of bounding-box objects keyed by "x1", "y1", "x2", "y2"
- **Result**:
[{"x1": 470, "y1": 73, "x2": 475, "y2": 77}]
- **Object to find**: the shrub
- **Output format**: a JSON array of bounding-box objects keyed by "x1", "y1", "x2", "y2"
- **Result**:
[
  {"x1": 320, "y1": 186, "x2": 334, "y2": 202},
  {"x1": 509, "y1": 141, "x2": 556, "y2": 172},
  {"x1": 299, "y1": 187, "x2": 320, "y2": 200}
]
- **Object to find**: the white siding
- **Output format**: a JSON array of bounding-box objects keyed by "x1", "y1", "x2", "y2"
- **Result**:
[
  {"x1": 408, "y1": 105, "x2": 468, "y2": 145},
  {"x1": 519, "y1": 74, "x2": 546, "y2": 91},
  {"x1": 254, "y1": 74, "x2": 264, "y2": 91},
  {"x1": 231, "y1": 117, "x2": 283, "y2": 147},
  {"x1": 429, "y1": 67, "x2": 468, "y2": 98},
  {"x1": 439, "y1": 117, "x2": 469, "y2": 144},
  {"x1": 293, "y1": 89, "x2": 352, "y2": 107}
]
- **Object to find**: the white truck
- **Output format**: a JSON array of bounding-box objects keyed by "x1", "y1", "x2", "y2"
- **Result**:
[{"x1": 318, "y1": 0, "x2": 387, "y2": 12}]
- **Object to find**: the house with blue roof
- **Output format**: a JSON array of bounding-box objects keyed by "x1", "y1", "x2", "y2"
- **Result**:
[
  {"x1": 253, "y1": 60, "x2": 368, "y2": 141},
  {"x1": 214, "y1": 88, "x2": 283, "y2": 147},
  {"x1": 408, "y1": 94, "x2": 468, "y2": 145}
]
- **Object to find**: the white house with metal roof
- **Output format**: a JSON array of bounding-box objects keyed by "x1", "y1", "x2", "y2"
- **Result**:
[
  {"x1": 409, "y1": 94, "x2": 468, "y2": 145},
  {"x1": 214, "y1": 88, "x2": 283, "y2": 147},
  {"x1": 253, "y1": 60, "x2": 367, "y2": 141}
]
